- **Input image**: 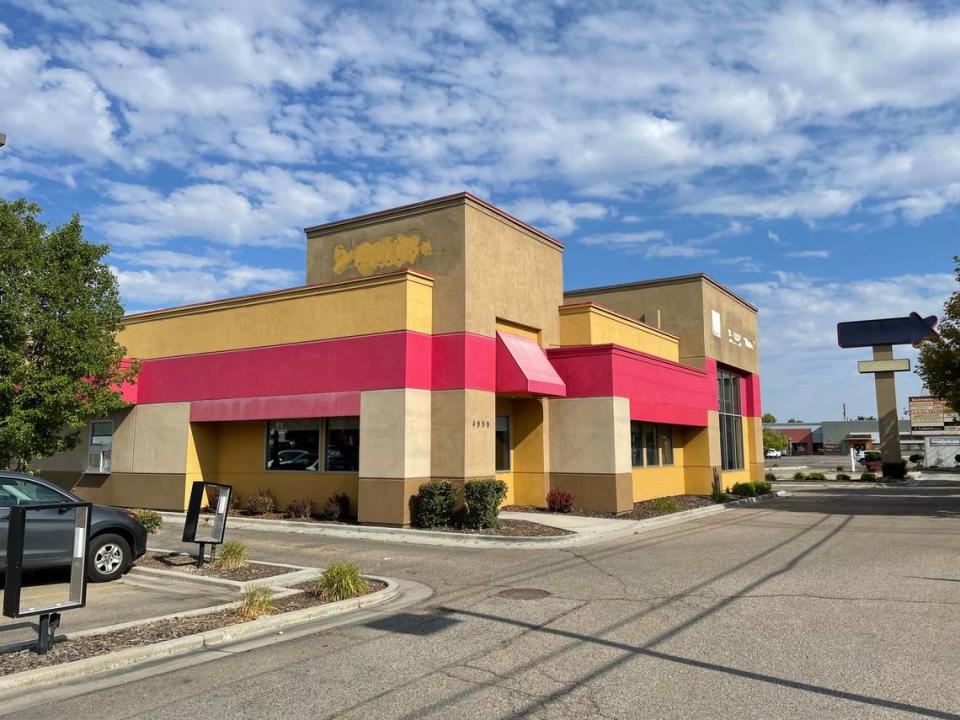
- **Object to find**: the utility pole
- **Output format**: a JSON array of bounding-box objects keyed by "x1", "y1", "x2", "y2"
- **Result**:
[{"x1": 842, "y1": 402, "x2": 847, "y2": 421}]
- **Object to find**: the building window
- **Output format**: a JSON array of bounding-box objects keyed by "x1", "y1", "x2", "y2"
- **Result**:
[
  {"x1": 644, "y1": 424, "x2": 659, "y2": 466},
  {"x1": 630, "y1": 421, "x2": 644, "y2": 467},
  {"x1": 495, "y1": 415, "x2": 511, "y2": 471},
  {"x1": 660, "y1": 426, "x2": 674, "y2": 465},
  {"x1": 266, "y1": 420, "x2": 321, "y2": 471},
  {"x1": 630, "y1": 422, "x2": 675, "y2": 467},
  {"x1": 718, "y1": 369, "x2": 744, "y2": 470},
  {"x1": 86, "y1": 420, "x2": 113, "y2": 474},
  {"x1": 325, "y1": 417, "x2": 360, "y2": 472}
]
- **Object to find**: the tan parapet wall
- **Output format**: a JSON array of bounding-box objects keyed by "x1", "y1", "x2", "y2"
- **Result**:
[
  {"x1": 119, "y1": 271, "x2": 433, "y2": 359},
  {"x1": 549, "y1": 473, "x2": 633, "y2": 514},
  {"x1": 558, "y1": 303, "x2": 680, "y2": 361}
]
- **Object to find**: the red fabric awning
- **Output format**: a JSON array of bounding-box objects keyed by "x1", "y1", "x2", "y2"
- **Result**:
[{"x1": 495, "y1": 332, "x2": 566, "y2": 397}]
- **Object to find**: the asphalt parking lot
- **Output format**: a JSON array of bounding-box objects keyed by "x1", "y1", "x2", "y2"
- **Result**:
[{"x1": 8, "y1": 478, "x2": 960, "y2": 719}]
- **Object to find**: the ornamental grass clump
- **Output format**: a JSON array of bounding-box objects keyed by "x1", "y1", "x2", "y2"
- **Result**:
[
  {"x1": 316, "y1": 561, "x2": 368, "y2": 602},
  {"x1": 246, "y1": 490, "x2": 276, "y2": 515},
  {"x1": 286, "y1": 497, "x2": 313, "y2": 519},
  {"x1": 416, "y1": 479, "x2": 457, "y2": 528},
  {"x1": 132, "y1": 508, "x2": 162, "y2": 534},
  {"x1": 649, "y1": 498, "x2": 679, "y2": 514},
  {"x1": 464, "y1": 478, "x2": 508, "y2": 529},
  {"x1": 239, "y1": 586, "x2": 274, "y2": 620},
  {"x1": 212, "y1": 540, "x2": 248, "y2": 571}
]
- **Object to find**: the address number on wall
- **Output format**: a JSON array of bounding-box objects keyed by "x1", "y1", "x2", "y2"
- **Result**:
[{"x1": 471, "y1": 420, "x2": 490, "y2": 428}]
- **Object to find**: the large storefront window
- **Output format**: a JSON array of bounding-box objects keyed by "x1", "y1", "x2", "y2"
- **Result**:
[
  {"x1": 266, "y1": 418, "x2": 360, "y2": 472},
  {"x1": 718, "y1": 369, "x2": 744, "y2": 470},
  {"x1": 495, "y1": 415, "x2": 511, "y2": 471},
  {"x1": 630, "y1": 422, "x2": 675, "y2": 467},
  {"x1": 325, "y1": 417, "x2": 360, "y2": 472},
  {"x1": 86, "y1": 420, "x2": 113, "y2": 474}
]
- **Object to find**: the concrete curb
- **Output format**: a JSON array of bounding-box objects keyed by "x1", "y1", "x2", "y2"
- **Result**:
[
  {"x1": 0, "y1": 576, "x2": 398, "y2": 695},
  {"x1": 132, "y1": 550, "x2": 323, "y2": 591},
  {"x1": 155, "y1": 492, "x2": 787, "y2": 549}
]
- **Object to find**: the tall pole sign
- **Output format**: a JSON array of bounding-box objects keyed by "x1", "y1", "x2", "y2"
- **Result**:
[{"x1": 837, "y1": 312, "x2": 939, "y2": 469}]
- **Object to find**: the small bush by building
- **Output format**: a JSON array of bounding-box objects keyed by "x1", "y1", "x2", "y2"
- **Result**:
[
  {"x1": 316, "y1": 561, "x2": 368, "y2": 602},
  {"x1": 132, "y1": 508, "x2": 163, "y2": 534},
  {"x1": 546, "y1": 488, "x2": 574, "y2": 513},
  {"x1": 753, "y1": 480, "x2": 772, "y2": 495},
  {"x1": 764, "y1": 472, "x2": 776, "y2": 483},
  {"x1": 320, "y1": 498, "x2": 342, "y2": 521},
  {"x1": 416, "y1": 479, "x2": 457, "y2": 528},
  {"x1": 793, "y1": 471, "x2": 805, "y2": 481},
  {"x1": 805, "y1": 472, "x2": 827, "y2": 481},
  {"x1": 836, "y1": 473, "x2": 851, "y2": 481},
  {"x1": 330, "y1": 492, "x2": 351, "y2": 518},
  {"x1": 731, "y1": 482, "x2": 756, "y2": 497},
  {"x1": 464, "y1": 478, "x2": 508, "y2": 529},
  {"x1": 286, "y1": 497, "x2": 313, "y2": 519},
  {"x1": 860, "y1": 472, "x2": 877, "y2": 481},
  {"x1": 246, "y1": 490, "x2": 276, "y2": 515}
]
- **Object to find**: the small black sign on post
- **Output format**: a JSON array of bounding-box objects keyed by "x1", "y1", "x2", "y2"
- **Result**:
[
  {"x1": 3, "y1": 502, "x2": 91, "y2": 654},
  {"x1": 182, "y1": 482, "x2": 232, "y2": 565}
]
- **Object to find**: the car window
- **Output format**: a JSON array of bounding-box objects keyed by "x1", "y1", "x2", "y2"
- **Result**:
[{"x1": 0, "y1": 479, "x2": 67, "y2": 507}]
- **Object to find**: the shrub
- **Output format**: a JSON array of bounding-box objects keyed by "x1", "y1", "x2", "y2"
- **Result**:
[
  {"x1": 712, "y1": 492, "x2": 729, "y2": 503},
  {"x1": 882, "y1": 460, "x2": 907, "y2": 479},
  {"x1": 212, "y1": 540, "x2": 248, "y2": 571},
  {"x1": 860, "y1": 472, "x2": 877, "y2": 481},
  {"x1": 649, "y1": 497, "x2": 680, "y2": 513},
  {"x1": 793, "y1": 471, "x2": 805, "y2": 481},
  {"x1": 546, "y1": 488, "x2": 574, "y2": 513},
  {"x1": 731, "y1": 482, "x2": 756, "y2": 497},
  {"x1": 316, "y1": 561, "x2": 368, "y2": 602},
  {"x1": 132, "y1": 508, "x2": 162, "y2": 534},
  {"x1": 320, "y1": 499, "x2": 341, "y2": 521},
  {"x1": 805, "y1": 472, "x2": 827, "y2": 481},
  {"x1": 463, "y1": 478, "x2": 508, "y2": 529},
  {"x1": 416, "y1": 479, "x2": 457, "y2": 528},
  {"x1": 836, "y1": 473, "x2": 851, "y2": 481},
  {"x1": 865, "y1": 451, "x2": 882, "y2": 462},
  {"x1": 764, "y1": 472, "x2": 776, "y2": 483},
  {"x1": 330, "y1": 492, "x2": 350, "y2": 518},
  {"x1": 246, "y1": 490, "x2": 276, "y2": 515},
  {"x1": 836, "y1": 465, "x2": 844, "y2": 472},
  {"x1": 239, "y1": 586, "x2": 274, "y2": 620},
  {"x1": 909, "y1": 454, "x2": 923, "y2": 465},
  {"x1": 955, "y1": 454, "x2": 960, "y2": 465},
  {"x1": 752, "y1": 480, "x2": 772, "y2": 495},
  {"x1": 286, "y1": 497, "x2": 313, "y2": 519},
  {"x1": 206, "y1": 485, "x2": 235, "y2": 512}
]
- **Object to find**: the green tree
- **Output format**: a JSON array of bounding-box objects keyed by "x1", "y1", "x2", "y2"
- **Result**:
[
  {"x1": 763, "y1": 428, "x2": 789, "y2": 453},
  {"x1": 0, "y1": 198, "x2": 135, "y2": 470},
  {"x1": 762, "y1": 412, "x2": 777, "y2": 423},
  {"x1": 918, "y1": 256, "x2": 960, "y2": 414}
]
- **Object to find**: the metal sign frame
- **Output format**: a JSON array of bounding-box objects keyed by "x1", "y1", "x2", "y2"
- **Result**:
[
  {"x1": 182, "y1": 482, "x2": 232, "y2": 564},
  {"x1": 3, "y1": 502, "x2": 91, "y2": 620}
]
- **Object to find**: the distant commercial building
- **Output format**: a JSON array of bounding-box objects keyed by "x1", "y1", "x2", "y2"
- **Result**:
[
  {"x1": 765, "y1": 419, "x2": 923, "y2": 457},
  {"x1": 37, "y1": 193, "x2": 765, "y2": 525}
]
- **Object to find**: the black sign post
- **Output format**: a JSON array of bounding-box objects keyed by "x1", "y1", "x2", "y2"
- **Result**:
[
  {"x1": 182, "y1": 482, "x2": 232, "y2": 565},
  {"x1": 3, "y1": 502, "x2": 91, "y2": 654},
  {"x1": 837, "y1": 312, "x2": 939, "y2": 472}
]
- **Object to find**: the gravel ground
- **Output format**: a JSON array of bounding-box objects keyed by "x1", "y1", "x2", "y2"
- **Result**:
[
  {"x1": 0, "y1": 580, "x2": 386, "y2": 676},
  {"x1": 505, "y1": 494, "x2": 723, "y2": 520},
  {"x1": 422, "y1": 519, "x2": 571, "y2": 536},
  {"x1": 135, "y1": 552, "x2": 296, "y2": 582}
]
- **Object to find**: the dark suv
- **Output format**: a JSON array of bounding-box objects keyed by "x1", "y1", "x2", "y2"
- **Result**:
[{"x1": 0, "y1": 472, "x2": 147, "y2": 582}]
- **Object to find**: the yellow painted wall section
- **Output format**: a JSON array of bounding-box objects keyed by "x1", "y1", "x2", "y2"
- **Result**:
[
  {"x1": 495, "y1": 319, "x2": 541, "y2": 344},
  {"x1": 558, "y1": 304, "x2": 680, "y2": 361},
  {"x1": 120, "y1": 272, "x2": 433, "y2": 359},
  {"x1": 632, "y1": 465, "x2": 686, "y2": 502},
  {"x1": 212, "y1": 421, "x2": 359, "y2": 515},
  {"x1": 681, "y1": 424, "x2": 716, "y2": 495},
  {"x1": 511, "y1": 398, "x2": 549, "y2": 506},
  {"x1": 744, "y1": 416, "x2": 765, "y2": 482}
]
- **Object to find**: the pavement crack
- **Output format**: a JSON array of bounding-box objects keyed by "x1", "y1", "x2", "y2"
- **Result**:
[{"x1": 561, "y1": 549, "x2": 632, "y2": 598}]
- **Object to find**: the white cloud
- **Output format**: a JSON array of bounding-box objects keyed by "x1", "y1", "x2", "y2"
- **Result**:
[
  {"x1": 739, "y1": 269, "x2": 955, "y2": 420},
  {"x1": 714, "y1": 255, "x2": 762, "y2": 273},
  {"x1": 509, "y1": 198, "x2": 609, "y2": 236},
  {"x1": 687, "y1": 189, "x2": 860, "y2": 220},
  {"x1": 786, "y1": 250, "x2": 831, "y2": 259},
  {"x1": 580, "y1": 230, "x2": 667, "y2": 247}
]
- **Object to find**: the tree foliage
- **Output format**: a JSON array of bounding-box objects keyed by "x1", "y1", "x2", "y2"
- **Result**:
[
  {"x1": 0, "y1": 198, "x2": 135, "y2": 469},
  {"x1": 761, "y1": 412, "x2": 777, "y2": 423},
  {"x1": 762, "y1": 428, "x2": 789, "y2": 453},
  {"x1": 918, "y1": 256, "x2": 960, "y2": 414}
]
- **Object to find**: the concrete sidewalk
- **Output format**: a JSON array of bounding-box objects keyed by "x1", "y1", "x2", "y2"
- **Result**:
[{"x1": 156, "y1": 492, "x2": 786, "y2": 550}]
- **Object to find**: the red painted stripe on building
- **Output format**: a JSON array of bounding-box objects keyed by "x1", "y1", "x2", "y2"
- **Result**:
[
  {"x1": 430, "y1": 332, "x2": 496, "y2": 391},
  {"x1": 741, "y1": 372, "x2": 762, "y2": 417},
  {"x1": 548, "y1": 345, "x2": 715, "y2": 426},
  {"x1": 190, "y1": 392, "x2": 361, "y2": 422}
]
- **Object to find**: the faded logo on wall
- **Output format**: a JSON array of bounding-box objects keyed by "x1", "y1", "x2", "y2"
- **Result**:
[{"x1": 333, "y1": 232, "x2": 433, "y2": 276}]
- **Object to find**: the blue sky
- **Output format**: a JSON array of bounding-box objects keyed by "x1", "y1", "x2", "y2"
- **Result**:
[{"x1": 0, "y1": 0, "x2": 957, "y2": 421}]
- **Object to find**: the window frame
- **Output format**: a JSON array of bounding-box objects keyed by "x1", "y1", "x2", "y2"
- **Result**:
[
  {"x1": 85, "y1": 419, "x2": 113, "y2": 475},
  {"x1": 494, "y1": 414, "x2": 511, "y2": 472},
  {"x1": 630, "y1": 422, "x2": 675, "y2": 468},
  {"x1": 264, "y1": 417, "x2": 360, "y2": 474},
  {"x1": 717, "y1": 369, "x2": 745, "y2": 471},
  {"x1": 324, "y1": 417, "x2": 360, "y2": 473}
]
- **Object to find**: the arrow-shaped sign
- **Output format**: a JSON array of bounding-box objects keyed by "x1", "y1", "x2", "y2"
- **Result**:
[{"x1": 837, "y1": 312, "x2": 939, "y2": 349}]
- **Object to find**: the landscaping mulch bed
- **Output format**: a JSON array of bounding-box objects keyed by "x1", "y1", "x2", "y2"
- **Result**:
[
  {"x1": 0, "y1": 579, "x2": 386, "y2": 676},
  {"x1": 202, "y1": 508, "x2": 358, "y2": 525},
  {"x1": 424, "y1": 519, "x2": 571, "y2": 537},
  {"x1": 505, "y1": 494, "x2": 727, "y2": 521},
  {"x1": 136, "y1": 551, "x2": 294, "y2": 582}
]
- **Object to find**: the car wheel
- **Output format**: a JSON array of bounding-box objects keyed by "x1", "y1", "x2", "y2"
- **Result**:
[{"x1": 87, "y1": 533, "x2": 131, "y2": 582}]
